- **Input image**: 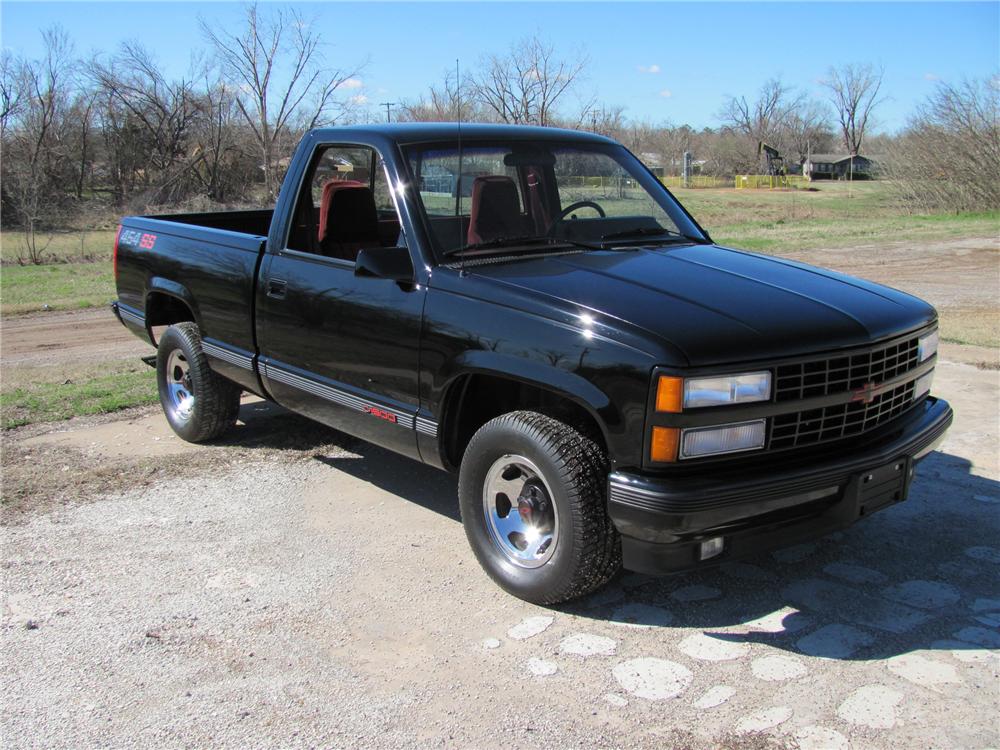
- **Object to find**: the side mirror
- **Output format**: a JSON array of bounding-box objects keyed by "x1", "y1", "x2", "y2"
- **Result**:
[{"x1": 354, "y1": 246, "x2": 414, "y2": 284}]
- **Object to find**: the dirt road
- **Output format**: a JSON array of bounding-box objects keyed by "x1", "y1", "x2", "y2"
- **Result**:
[
  {"x1": 2, "y1": 358, "x2": 998, "y2": 749},
  {"x1": 0, "y1": 307, "x2": 146, "y2": 368}
]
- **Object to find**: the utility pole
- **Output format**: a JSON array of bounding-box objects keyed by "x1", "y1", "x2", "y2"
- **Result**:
[{"x1": 379, "y1": 102, "x2": 396, "y2": 123}]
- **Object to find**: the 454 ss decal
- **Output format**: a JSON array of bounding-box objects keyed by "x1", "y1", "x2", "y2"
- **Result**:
[{"x1": 120, "y1": 229, "x2": 157, "y2": 250}]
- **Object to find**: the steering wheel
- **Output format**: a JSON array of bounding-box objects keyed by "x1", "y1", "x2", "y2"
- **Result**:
[
  {"x1": 548, "y1": 200, "x2": 606, "y2": 238},
  {"x1": 555, "y1": 200, "x2": 606, "y2": 221}
]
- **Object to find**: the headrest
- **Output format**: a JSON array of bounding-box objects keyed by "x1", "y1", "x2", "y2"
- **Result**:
[
  {"x1": 323, "y1": 185, "x2": 380, "y2": 243},
  {"x1": 318, "y1": 179, "x2": 366, "y2": 243},
  {"x1": 467, "y1": 175, "x2": 523, "y2": 245}
]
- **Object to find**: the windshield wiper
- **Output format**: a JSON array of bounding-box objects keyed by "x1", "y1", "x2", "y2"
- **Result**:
[
  {"x1": 447, "y1": 235, "x2": 550, "y2": 255},
  {"x1": 600, "y1": 227, "x2": 706, "y2": 244},
  {"x1": 446, "y1": 235, "x2": 600, "y2": 256}
]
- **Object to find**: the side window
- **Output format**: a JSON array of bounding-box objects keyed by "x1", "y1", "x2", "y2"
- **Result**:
[
  {"x1": 372, "y1": 158, "x2": 396, "y2": 216},
  {"x1": 310, "y1": 146, "x2": 373, "y2": 205},
  {"x1": 287, "y1": 144, "x2": 384, "y2": 259}
]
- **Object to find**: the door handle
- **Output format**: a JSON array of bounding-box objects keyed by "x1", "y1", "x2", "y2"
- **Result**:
[{"x1": 266, "y1": 279, "x2": 287, "y2": 299}]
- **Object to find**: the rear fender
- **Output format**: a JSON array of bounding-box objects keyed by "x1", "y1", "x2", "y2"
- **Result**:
[
  {"x1": 146, "y1": 278, "x2": 199, "y2": 321},
  {"x1": 145, "y1": 278, "x2": 201, "y2": 336}
]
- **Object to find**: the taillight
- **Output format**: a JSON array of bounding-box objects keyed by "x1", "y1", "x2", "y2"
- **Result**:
[{"x1": 113, "y1": 225, "x2": 123, "y2": 280}]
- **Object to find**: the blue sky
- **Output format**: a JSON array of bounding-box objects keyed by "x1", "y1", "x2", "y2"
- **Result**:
[{"x1": 2, "y1": 2, "x2": 998, "y2": 132}]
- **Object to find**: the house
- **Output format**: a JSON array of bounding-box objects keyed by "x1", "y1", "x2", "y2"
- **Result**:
[
  {"x1": 803, "y1": 154, "x2": 877, "y2": 180},
  {"x1": 639, "y1": 151, "x2": 665, "y2": 178}
]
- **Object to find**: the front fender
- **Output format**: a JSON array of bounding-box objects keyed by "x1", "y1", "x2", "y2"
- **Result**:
[
  {"x1": 446, "y1": 349, "x2": 615, "y2": 424},
  {"x1": 419, "y1": 279, "x2": 659, "y2": 470}
]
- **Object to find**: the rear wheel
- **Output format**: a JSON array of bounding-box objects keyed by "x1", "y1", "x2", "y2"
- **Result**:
[
  {"x1": 156, "y1": 322, "x2": 241, "y2": 442},
  {"x1": 458, "y1": 411, "x2": 621, "y2": 604}
]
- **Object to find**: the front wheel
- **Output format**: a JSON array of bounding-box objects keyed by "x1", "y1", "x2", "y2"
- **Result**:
[
  {"x1": 458, "y1": 411, "x2": 621, "y2": 604},
  {"x1": 156, "y1": 322, "x2": 241, "y2": 442}
]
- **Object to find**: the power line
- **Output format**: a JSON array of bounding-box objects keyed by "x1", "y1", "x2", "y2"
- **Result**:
[{"x1": 379, "y1": 102, "x2": 396, "y2": 123}]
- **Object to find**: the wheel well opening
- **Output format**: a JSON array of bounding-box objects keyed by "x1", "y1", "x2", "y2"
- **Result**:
[
  {"x1": 442, "y1": 374, "x2": 607, "y2": 470},
  {"x1": 146, "y1": 293, "x2": 195, "y2": 328}
]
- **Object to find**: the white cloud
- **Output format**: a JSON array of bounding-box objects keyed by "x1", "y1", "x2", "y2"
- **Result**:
[
  {"x1": 659, "y1": 89, "x2": 672, "y2": 98},
  {"x1": 343, "y1": 78, "x2": 364, "y2": 89},
  {"x1": 923, "y1": 72, "x2": 940, "y2": 81},
  {"x1": 638, "y1": 64, "x2": 661, "y2": 74},
  {"x1": 349, "y1": 94, "x2": 368, "y2": 105}
]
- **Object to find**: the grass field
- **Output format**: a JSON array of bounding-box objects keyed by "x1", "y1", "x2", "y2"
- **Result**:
[
  {"x1": 1, "y1": 180, "x2": 996, "y2": 317},
  {"x1": 677, "y1": 181, "x2": 999, "y2": 253},
  {"x1": 1, "y1": 262, "x2": 117, "y2": 314},
  {"x1": 1, "y1": 229, "x2": 116, "y2": 265},
  {"x1": 1, "y1": 359, "x2": 157, "y2": 429}
]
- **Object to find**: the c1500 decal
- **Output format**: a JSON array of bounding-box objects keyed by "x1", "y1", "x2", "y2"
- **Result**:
[{"x1": 364, "y1": 405, "x2": 398, "y2": 424}]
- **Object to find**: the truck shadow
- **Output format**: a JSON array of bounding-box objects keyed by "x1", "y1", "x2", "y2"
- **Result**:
[
  {"x1": 223, "y1": 402, "x2": 998, "y2": 661},
  {"x1": 562, "y1": 451, "x2": 1000, "y2": 661},
  {"x1": 310, "y1": 433, "x2": 999, "y2": 662},
  {"x1": 220, "y1": 400, "x2": 463, "y2": 519}
]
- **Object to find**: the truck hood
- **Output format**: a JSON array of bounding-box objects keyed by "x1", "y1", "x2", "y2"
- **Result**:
[{"x1": 466, "y1": 244, "x2": 936, "y2": 366}]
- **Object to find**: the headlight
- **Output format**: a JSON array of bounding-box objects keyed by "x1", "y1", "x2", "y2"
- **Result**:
[
  {"x1": 913, "y1": 369, "x2": 934, "y2": 400},
  {"x1": 680, "y1": 420, "x2": 767, "y2": 458},
  {"x1": 918, "y1": 330, "x2": 938, "y2": 362},
  {"x1": 682, "y1": 371, "x2": 771, "y2": 409}
]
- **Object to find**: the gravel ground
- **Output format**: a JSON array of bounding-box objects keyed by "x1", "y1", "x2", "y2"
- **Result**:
[{"x1": 2, "y1": 360, "x2": 999, "y2": 749}]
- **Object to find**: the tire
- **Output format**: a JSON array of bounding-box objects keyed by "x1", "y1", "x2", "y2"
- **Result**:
[
  {"x1": 156, "y1": 322, "x2": 241, "y2": 443},
  {"x1": 458, "y1": 410, "x2": 621, "y2": 604}
]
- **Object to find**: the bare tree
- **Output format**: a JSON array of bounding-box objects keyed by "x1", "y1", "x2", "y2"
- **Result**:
[
  {"x1": 0, "y1": 50, "x2": 26, "y2": 140},
  {"x1": 189, "y1": 78, "x2": 256, "y2": 203},
  {"x1": 887, "y1": 77, "x2": 999, "y2": 212},
  {"x1": 585, "y1": 105, "x2": 627, "y2": 139},
  {"x1": 470, "y1": 36, "x2": 588, "y2": 126},
  {"x1": 68, "y1": 88, "x2": 98, "y2": 200},
  {"x1": 201, "y1": 3, "x2": 363, "y2": 198},
  {"x1": 648, "y1": 124, "x2": 697, "y2": 175},
  {"x1": 781, "y1": 100, "x2": 835, "y2": 164},
  {"x1": 3, "y1": 27, "x2": 75, "y2": 262},
  {"x1": 719, "y1": 78, "x2": 805, "y2": 172},
  {"x1": 89, "y1": 44, "x2": 203, "y2": 203},
  {"x1": 398, "y1": 67, "x2": 481, "y2": 122},
  {"x1": 720, "y1": 78, "x2": 804, "y2": 146},
  {"x1": 822, "y1": 63, "x2": 885, "y2": 155}
]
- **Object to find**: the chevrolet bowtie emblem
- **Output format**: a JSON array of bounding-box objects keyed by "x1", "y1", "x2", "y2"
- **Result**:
[{"x1": 852, "y1": 382, "x2": 880, "y2": 405}]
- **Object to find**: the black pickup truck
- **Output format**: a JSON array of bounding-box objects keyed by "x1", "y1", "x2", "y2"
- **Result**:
[{"x1": 112, "y1": 123, "x2": 952, "y2": 603}]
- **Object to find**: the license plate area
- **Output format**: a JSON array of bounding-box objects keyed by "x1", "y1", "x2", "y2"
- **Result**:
[{"x1": 857, "y1": 458, "x2": 910, "y2": 516}]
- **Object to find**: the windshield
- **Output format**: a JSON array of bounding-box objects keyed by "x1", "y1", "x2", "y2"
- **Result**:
[{"x1": 403, "y1": 140, "x2": 706, "y2": 258}]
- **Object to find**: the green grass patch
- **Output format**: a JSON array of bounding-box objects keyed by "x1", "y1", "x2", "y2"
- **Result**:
[
  {"x1": 673, "y1": 180, "x2": 1000, "y2": 254},
  {"x1": 1, "y1": 229, "x2": 116, "y2": 264},
  {"x1": 711, "y1": 211, "x2": 1000, "y2": 254},
  {"x1": 1, "y1": 361, "x2": 157, "y2": 429},
  {"x1": 0, "y1": 263, "x2": 116, "y2": 314}
]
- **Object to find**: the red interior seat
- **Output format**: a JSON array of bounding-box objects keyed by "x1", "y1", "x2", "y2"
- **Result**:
[
  {"x1": 467, "y1": 176, "x2": 526, "y2": 245},
  {"x1": 318, "y1": 181, "x2": 381, "y2": 262}
]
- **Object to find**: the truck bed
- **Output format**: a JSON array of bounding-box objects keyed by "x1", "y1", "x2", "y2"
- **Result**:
[
  {"x1": 143, "y1": 209, "x2": 273, "y2": 238},
  {"x1": 114, "y1": 209, "x2": 273, "y2": 397}
]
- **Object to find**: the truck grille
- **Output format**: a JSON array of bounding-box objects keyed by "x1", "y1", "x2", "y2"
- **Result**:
[
  {"x1": 774, "y1": 336, "x2": 920, "y2": 402},
  {"x1": 770, "y1": 381, "x2": 916, "y2": 449}
]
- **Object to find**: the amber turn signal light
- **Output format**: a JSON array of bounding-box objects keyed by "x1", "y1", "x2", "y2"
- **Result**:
[
  {"x1": 655, "y1": 376, "x2": 683, "y2": 413},
  {"x1": 650, "y1": 426, "x2": 680, "y2": 463}
]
